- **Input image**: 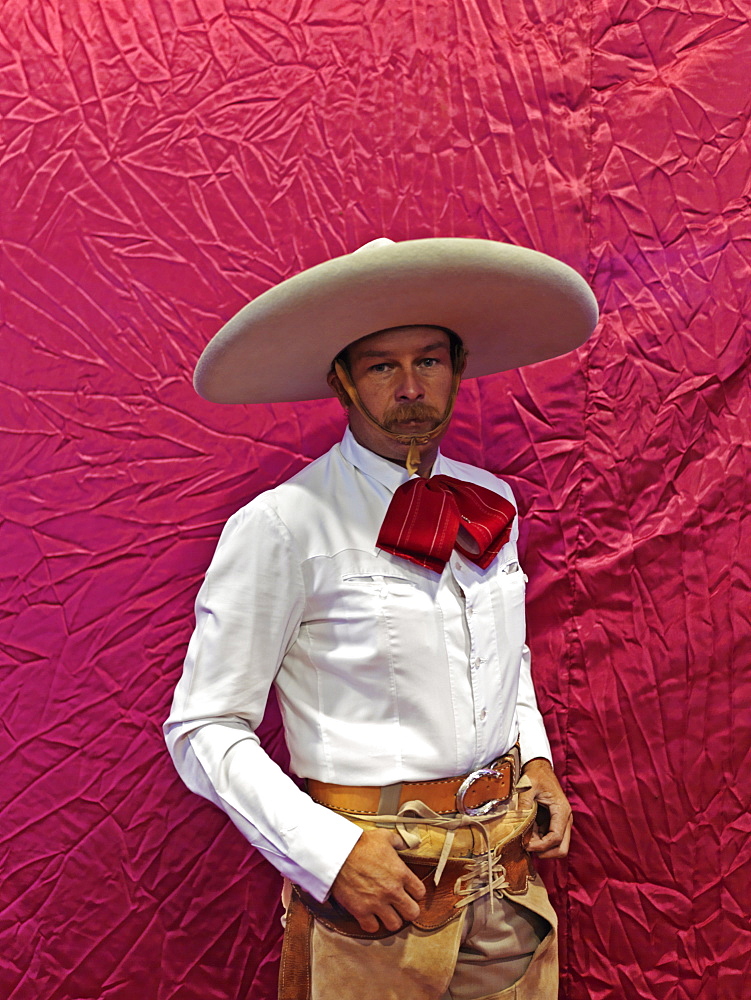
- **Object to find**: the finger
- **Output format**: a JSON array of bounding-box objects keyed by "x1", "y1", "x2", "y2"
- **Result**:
[
  {"x1": 382, "y1": 869, "x2": 423, "y2": 921},
  {"x1": 529, "y1": 813, "x2": 573, "y2": 858},
  {"x1": 556, "y1": 814, "x2": 573, "y2": 856},
  {"x1": 540, "y1": 797, "x2": 570, "y2": 836},
  {"x1": 527, "y1": 817, "x2": 562, "y2": 854},
  {"x1": 356, "y1": 882, "x2": 421, "y2": 931},
  {"x1": 395, "y1": 888, "x2": 422, "y2": 921},
  {"x1": 378, "y1": 897, "x2": 421, "y2": 932},
  {"x1": 375, "y1": 903, "x2": 407, "y2": 933},
  {"x1": 517, "y1": 787, "x2": 535, "y2": 812},
  {"x1": 381, "y1": 869, "x2": 424, "y2": 916},
  {"x1": 346, "y1": 895, "x2": 404, "y2": 934},
  {"x1": 355, "y1": 912, "x2": 381, "y2": 934},
  {"x1": 403, "y1": 868, "x2": 426, "y2": 900},
  {"x1": 386, "y1": 833, "x2": 427, "y2": 901},
  {"x1": 528, "y1": 833, "x2": 562, "y2": 857}
]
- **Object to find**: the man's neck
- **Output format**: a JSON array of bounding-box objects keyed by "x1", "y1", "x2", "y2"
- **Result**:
[
  {"x1": 348, "y1": 425, "x2": 439, "y2": 478},
  {"x1": 382, "y1": 452, "x2": 435, "y2": 478}
]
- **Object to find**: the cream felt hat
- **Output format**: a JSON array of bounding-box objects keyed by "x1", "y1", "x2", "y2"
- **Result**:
[{"x1": 194, "y1": 237, "x2": 598, "y2": 404}]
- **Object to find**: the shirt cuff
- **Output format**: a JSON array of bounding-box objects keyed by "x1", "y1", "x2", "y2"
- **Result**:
[
  {"x1": 268, "y1": 797, "x2": 364, "y2": 902},
  {"x1": 517, "y1": 724, "x2": 553, "y2": 768}
]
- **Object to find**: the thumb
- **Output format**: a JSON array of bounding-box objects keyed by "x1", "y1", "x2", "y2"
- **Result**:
[
  {"x1": 516, "y1": 774, "x2": 535, "y2": 811},
  {"x1": 389, "y1": 831, "x2": 408, "y2": 851}
]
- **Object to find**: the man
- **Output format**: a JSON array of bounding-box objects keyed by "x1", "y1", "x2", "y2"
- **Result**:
[{"x1": 165, "y1": 237, "x2": 598, "y2": 999}]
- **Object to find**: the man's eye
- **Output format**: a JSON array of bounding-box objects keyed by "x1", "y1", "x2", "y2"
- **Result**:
[
  {"x1": 369, "y1": 363, "x2": 391, "y2": 373},
  {"x1": 420, "y1": 358, "x2": 438, "y2": 368}
]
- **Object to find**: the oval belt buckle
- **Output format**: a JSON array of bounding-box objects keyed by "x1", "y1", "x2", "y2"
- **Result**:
[{"x1": 455, "y1": 768, "x2": 503, "y2": 816}]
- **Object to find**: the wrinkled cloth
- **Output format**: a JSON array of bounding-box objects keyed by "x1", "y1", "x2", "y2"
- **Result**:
[{"x1": 165, "y1": 428, "x2": 551, "y2": 901}]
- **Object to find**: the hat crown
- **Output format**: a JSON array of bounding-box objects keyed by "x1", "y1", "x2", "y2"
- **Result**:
[{"x1": 352, "y1": 237, "x2": 395, "y2": 254}]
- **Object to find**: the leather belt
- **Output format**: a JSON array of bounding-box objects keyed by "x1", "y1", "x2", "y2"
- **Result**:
[{"x1": 307, "y1": 746, "x2": 520, "y2": 817}]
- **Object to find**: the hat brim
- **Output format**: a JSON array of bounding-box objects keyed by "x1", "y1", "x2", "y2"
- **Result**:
[{"x1": 194, "y1": 238, "x2": 599, "y2": 404}]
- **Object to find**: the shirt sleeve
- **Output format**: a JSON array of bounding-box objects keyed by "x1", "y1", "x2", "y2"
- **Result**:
[
  {"x1": 503, "y1": 479, "x2": 554, "y2": 768},
  {"x1": 164, "y1": 499, "x2": 362, "y2": 903},
  {"x1": 515, "y1": 642, "x2": 554, "y2": 766}
]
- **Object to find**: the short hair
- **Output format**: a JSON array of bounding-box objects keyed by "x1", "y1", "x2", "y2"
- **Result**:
[{"x1": 331, "y1": 325, "x2": 465, "y2": 375}]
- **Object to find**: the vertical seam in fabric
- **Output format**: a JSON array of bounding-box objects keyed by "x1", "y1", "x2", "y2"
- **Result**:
[{"x1": 565, "y1": 0, "x2": 598, "y2": 995}]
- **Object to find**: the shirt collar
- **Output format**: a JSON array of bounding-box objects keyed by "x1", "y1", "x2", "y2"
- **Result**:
[{"x1": 339, "y1": 426, "x2": 447, "y2": 494}]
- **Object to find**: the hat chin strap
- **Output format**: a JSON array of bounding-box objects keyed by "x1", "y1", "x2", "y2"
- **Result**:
[{"x1": 333, "y1": 361, "x2": 462, "y2": 476}]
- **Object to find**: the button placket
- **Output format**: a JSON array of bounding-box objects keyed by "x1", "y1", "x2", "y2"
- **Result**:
[{"x1": 463, "y1": 575, "x2": 487, "y2": 759}]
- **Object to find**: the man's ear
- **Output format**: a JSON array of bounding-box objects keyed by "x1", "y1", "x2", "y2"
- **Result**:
[
  {"x1": 455, "y1": 347, "x2": 469, "y2": 377},
  {"x1": 327, "y1": 368, "x2": 351, "y2": 409}
]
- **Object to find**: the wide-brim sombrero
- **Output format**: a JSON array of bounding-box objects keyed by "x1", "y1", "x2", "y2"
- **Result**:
[{"x1": 194, "y1": 237, "x2": 598, "y2": 404}]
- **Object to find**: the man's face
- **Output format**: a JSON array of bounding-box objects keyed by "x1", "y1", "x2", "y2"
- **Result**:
[{"x1": 328, "y1": 326, "x2": 456, "y2": 468}]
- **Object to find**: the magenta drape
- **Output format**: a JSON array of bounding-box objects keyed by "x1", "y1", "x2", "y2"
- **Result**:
[{"x1": 2, "y1": 2, "x2": 749, "y2": 998}]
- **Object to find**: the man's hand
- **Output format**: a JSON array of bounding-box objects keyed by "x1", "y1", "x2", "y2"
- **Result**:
[
  {"x1": 518, "y1": 757, "x2": 573, "y2": 859},
  {"x1": 331, "y1": 827, "x2": 426, "y2": 933}
]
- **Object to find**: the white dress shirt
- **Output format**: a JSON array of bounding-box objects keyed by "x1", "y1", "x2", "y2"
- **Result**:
[{"x1": 165, "y1": 428, "x2": 552, "y2": 901}]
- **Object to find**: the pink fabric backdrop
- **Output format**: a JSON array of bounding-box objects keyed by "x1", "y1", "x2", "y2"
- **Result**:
[{"x1": 2, "y1": 1, "x2": 749, "y2": 998}]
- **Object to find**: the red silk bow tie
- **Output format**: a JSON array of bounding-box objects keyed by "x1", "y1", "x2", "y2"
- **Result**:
[{"x1": 376, "y1": 475, "x2": 516, "y2": 573}]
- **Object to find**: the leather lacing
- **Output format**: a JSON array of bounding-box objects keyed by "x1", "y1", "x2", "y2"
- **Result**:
[{"x1": 344, "y1": 774, "x2": 535, "y2": 914}]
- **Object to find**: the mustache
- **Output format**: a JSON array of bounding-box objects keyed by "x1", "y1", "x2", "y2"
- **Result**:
[{"x1": 383, "y1": 402, "x2": 442, "y2": 431}]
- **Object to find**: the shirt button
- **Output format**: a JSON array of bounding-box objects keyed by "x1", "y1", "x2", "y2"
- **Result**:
[
  {"x1": 467, "y1": 606, "x2": 473, "y2": 618},
  {"x1": 479, "y1": 708, "x2": 487, "y2": 721}
]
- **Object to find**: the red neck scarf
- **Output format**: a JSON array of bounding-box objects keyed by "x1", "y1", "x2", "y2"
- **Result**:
[{"x1": 376, "y1": 475, "x2": 516, "y2": 573}]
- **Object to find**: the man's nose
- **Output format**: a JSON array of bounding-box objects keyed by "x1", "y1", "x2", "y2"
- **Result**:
[{"x1": 396, "y1": 369, "x2": 424, "y2": 400}]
